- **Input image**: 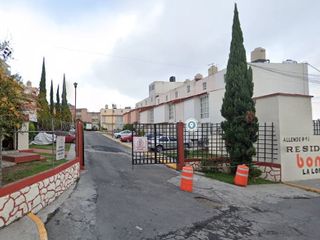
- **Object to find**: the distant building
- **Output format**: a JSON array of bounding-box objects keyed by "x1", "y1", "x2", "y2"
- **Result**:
[
  {"x1": 100, "y1": 105, "x2": 130, "y2": 133},
  {"x1": 88, "y1": 112, "x2": 100, "y2": 129},
  {"x1": 23, "y1": 81, "x2": 38, "y2": 122}
]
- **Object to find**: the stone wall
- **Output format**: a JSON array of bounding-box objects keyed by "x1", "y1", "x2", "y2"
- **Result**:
[{"x1": 0, "y1": 161, "x2": 79, "y2": 228}]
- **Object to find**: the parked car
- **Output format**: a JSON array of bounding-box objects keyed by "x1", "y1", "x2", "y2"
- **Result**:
[
  {"x1": 145, "y1": 133, "x2": 163, "y2": 140},
  {"x1": 120, "y1": 134, "x2": 134, "y2": 142},
  {"x1": 65, "y1": 133, "x2": 76, "y2": 143},
  {"x1": 148, "y1": 136, "x2": 177, "y2": 152},
  {"x1": 114, "y1": 130, "x2": 133, "y2": 138}
]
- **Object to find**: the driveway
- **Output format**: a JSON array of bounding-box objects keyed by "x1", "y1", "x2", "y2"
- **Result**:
[{"x1": 46, "y1": 131, "x2": 320, "y2": 240}]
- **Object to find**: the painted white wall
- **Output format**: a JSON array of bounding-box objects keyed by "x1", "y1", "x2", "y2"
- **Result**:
[
  {"x1": 251, "y1": 63, "x2": 309, "y2": 97},
  {"x1": 18, "y1": 122, "x2": 29, "y2": 150},
  {"x1": 209, "y1": 89, "x2": 225, "y2": 124},
  {"x1": 139, "y1": 111, "x2": 149, "y2": 124},
  {"x1": 183, "y1": 98, "x2": 197, "y2": 122},
  {"x1": 278, "y1": 95, "x2": 313, "y2": 136},
  {"x1": 154, "y1": 105, "x2": 166, "y2": 123},
  {"x1": 175, "y1": 102, "x2": 184, "y2": 122}
]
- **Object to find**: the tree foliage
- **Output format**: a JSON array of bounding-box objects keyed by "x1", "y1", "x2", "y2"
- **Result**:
[
  {"x1": 0, "y1": 61, "x2": 26, "y2": 131},
  {"x1": 37, "y1": 57, "x2": 51, "y2": 129},
  {"x1": 220, "y1": 4, "x2": 258, "y2": 172},
  {"x1": 61, "y1": 74, "x2": 72, "y2": 123},
  {"x1": 50, "y1": 79, "x2": 54, "y2": 115}
]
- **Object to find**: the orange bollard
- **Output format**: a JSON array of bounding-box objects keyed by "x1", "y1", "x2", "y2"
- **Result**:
[
  {"x1": 234, "y1": 164, "x2": 249, "y2": 187},
  {"x1": 180, "y1": 165, "x2": 193, "y2": 192}
]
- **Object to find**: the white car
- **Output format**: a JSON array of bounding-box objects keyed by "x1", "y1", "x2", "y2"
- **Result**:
[{"x1": 114, "y1": 130, "x2": 132, "y2": 138}]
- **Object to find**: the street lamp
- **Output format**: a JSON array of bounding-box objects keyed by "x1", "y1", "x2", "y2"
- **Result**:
[{"x1": 73, "y1": 82, "x2": 78, "y2": 123}]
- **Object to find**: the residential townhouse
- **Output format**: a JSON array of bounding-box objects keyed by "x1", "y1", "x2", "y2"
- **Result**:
[
  {"x1": 135, "y1": 48, "x2": 309, "y2": 125},
  {"x1": 100, "y1": 105, "x2": 131, "y2": 132}
]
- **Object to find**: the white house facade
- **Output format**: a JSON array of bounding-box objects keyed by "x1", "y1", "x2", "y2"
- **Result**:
[{"x1": 136, "y1": 48, "x2": 309, "y2": 125}]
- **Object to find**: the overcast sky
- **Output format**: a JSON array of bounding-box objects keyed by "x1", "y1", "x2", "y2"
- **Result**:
[{"x1": 1, "y1": 0, "x2": 320, "y2": 115}]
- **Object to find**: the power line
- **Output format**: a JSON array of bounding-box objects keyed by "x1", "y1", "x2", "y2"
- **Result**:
[{"x1": 55, "y1": 46, "x2": 204, "y2": 70}]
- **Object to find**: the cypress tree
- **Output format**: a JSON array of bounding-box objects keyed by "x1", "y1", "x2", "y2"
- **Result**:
[
  {"x1": 61, "y1": 74, "x2": 72, "y2": 123},
  {"x1": 56, "y1": 84, "x2": 61, "y2": 116},
  {"x1": 37, "y1": 57, "x2": 50, "y2": 129},
  {"x1": 50, "y1": 79, "x2": 54, "y2": 115},
  {"x1": 220, "y1": 4, "x2": 258, "y2": 172},
  {"x1": 39, "y1": 57, "x2": 47, "y2": 97}
]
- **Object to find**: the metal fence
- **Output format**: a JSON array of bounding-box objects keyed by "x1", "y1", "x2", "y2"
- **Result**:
[
  {"x1": 0, "y1": 117, "x2": 75, "y2": 186},
  {"x1": 184, "y1": 122, "x2": 278, "y2": 163},
  {"x1": 132, "y1": 123, "x2": 178, "y2": 165},
  {"x1": 313, "y1": 120, "x2": 320, "y2": 135}
]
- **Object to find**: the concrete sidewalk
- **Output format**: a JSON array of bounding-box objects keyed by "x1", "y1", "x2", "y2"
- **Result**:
[
  {"x1": 284, "y1": 179, "x2": 320, "y2": 194},
  {"x1": 0, "y1": 182, "x2": 77, "y2": 240}
]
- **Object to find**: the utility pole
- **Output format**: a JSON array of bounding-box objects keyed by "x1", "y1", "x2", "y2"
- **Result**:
[{"x1": 73, "y1": 82, "x2": 78, "y2": 124}]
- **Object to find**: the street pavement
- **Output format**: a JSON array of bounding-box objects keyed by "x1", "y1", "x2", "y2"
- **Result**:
[
  {"x1": 1, "y1": 131, "x2": 320, "y2": 240},
  {"x1": 44, "y1": 131, "x2": 320, "y2": 240}
]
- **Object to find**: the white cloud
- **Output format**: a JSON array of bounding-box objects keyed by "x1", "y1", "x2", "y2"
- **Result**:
[{"x1": 1, "y1": 0, "x2": 320, "y2": 115}]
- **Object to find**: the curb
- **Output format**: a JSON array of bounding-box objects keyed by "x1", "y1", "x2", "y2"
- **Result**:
[
  {"x1": 283, "y1": 182, "x2": 320, "y2": 194},
  {"x1": 28, "y1": 212, "x2": 48, "y2": 240},
  {"x1": 100, "y1": 132, "x2": 132, "y2": 149}
]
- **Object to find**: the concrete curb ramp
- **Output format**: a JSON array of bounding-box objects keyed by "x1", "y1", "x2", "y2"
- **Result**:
[
  {"x1": 27, "y1": 213, "x2": 48, "y2": 240},
  {"x1": 283, "y1": 182, "x2": 320, "y2": 194}
]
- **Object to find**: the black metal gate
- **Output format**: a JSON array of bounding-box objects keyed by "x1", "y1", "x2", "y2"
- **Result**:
[{"x1": 132, "y1": 123, "x2": 178, "y2": 165}]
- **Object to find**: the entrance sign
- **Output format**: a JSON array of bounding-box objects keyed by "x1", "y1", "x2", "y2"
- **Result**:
[
  {"x1": 282, "y1": 136, "x2": 320, "y2": 181},
  {"x1": 133, "y1": 137, "x2": 148, "y2": 152},
  {"x1": 185, "y1": 118, "x2": 198, "y2": 132},
  {"x1": 56, "y1": 136, "x2": 66, "y2": 160}
]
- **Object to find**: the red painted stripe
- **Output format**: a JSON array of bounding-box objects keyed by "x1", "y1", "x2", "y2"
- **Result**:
[{"x1": 0, "y1": 158, "x2": 80, "y2": 197}]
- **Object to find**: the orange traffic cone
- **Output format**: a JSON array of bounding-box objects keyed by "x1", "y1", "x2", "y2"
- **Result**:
[
  {"x1": 180, "y1": 166, "x2": 193, "y2": 192},
  {"x1": 234, "y1": 164, "x2": 249, "y2": 187}
]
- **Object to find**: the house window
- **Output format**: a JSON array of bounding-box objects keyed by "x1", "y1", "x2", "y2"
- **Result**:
[
  {"x1": 175, "y1": 91, "x2": 178, "y2": 98},
  {"x1": 187, "y1": 85, "x2": 190, "y2": 93},
  {"x1": 157, "y1": 99, "x2": 160, "y2": 104},
  {"x1": 166, "y1": 95, "x2": 168, "y2": 101},
  {"x1": 169, "y1": 104, "x2": 174, "y2": 120},
  {"x1": 200, "y1": 95, "x2": 209, "y2": 119},
  {"x1": 203, "y1": 82, "x2": 207, "y2": 90}
]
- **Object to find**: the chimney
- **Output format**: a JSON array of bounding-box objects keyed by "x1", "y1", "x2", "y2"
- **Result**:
[
  {"x1": 105, "y1": 104, "x2": 109, "y2": 109},
  {"x1": 251, "y1": 47, "x2": 266, "y2": 63}
]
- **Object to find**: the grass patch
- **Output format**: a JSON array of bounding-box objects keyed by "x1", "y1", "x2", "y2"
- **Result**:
[
  {"x1": 204, "y1": 171, "x2": 276, "y2": 185},
  {"x1": 30, "y1": 143, "x2": 72, "y2": 151},
  {"x1": 3, "y1": 158, "x2": 68, "y2": 185}
]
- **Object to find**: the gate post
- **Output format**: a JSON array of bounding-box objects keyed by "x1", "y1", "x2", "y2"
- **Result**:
[
  {"x1": 76, "y1": 120, "x2": 85, "y2": 170},
  {"x1": 177, "y1": 121, "x2": 185, "y2": 170}
]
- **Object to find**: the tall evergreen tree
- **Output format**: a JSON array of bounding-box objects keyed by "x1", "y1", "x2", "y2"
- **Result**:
[
  {"x1": 37, "y1": 57, "x2": 50, "y2": 129},
  {"x1": 39, "y1": 57, "x2": 47, "y2": 97},
  {"x1": 61, "y1": 74, "x2": 72, "y2": 123},
  {"x1": 56, "y1": 84, "x2": 61, "y2": 116},
  {"x1": 50, "y1": 79, "x2": 54, "y2": 115},
  {"x1": 221, "y1": 4, "x2": 258, "y2": 172},
  {"x1": 61, "y1": 74, "x2": 67, "y2": 106}
]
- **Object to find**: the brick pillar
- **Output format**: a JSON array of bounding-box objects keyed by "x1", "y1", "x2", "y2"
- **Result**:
[
  {"x1": 177, "y1": 121, "x2": 185, "y2": 170},
  {"x1": 76, "y1": 120, "x2": 85, "y2": 170}
]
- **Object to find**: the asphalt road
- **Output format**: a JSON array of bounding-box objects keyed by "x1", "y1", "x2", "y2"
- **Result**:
[
  {"x1": 46, "y1": 131, "x2": 320, "y2": 240},
  {"x1": 46, "y1": 131, "x2": 219, "y2": 240}
]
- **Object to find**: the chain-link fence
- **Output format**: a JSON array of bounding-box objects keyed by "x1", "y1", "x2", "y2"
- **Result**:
[{"x1": 0, "y1": 116, "x2": 75, "y2": 186}]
